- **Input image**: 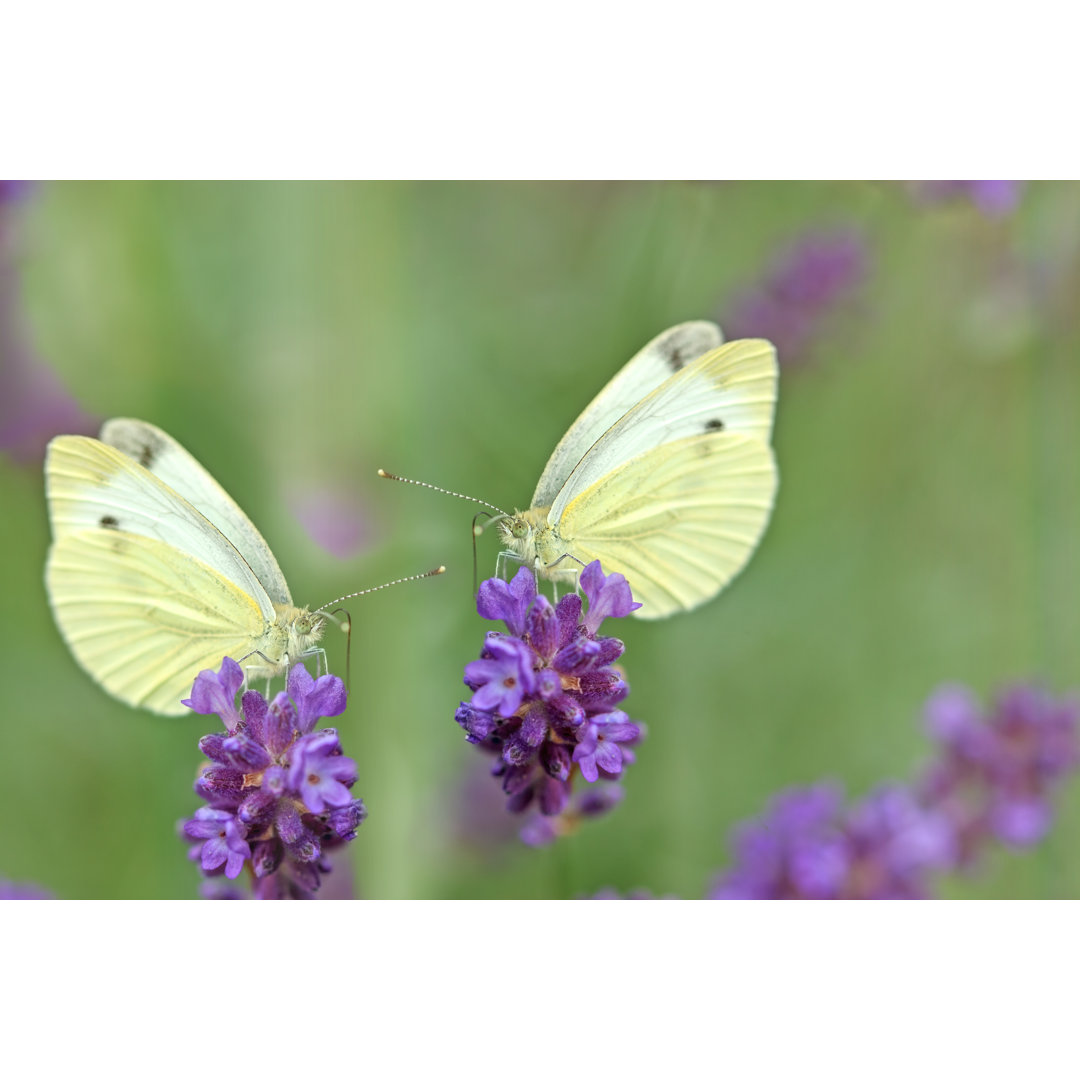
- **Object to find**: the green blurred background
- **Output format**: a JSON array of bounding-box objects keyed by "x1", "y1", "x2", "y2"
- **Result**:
[{"x1": 2, "y1": 181, "x2": 1078, "y2": 899}]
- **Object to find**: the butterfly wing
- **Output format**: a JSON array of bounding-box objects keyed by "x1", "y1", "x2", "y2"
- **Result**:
[
  {"x1": 530, "y1": 321, "x2": 724, "y2": 509},
  {"x1": 46, "y1": 528, "x2": 270, "y2": 714},
  {"x1": 555, "y1": 432, "x2": 778, "y2": 619},
  {"x1": 548, "y1": 338, "x2": 778, "y2": 523},
  {"x1": 46, "y1": 433, "x2": 277, "y2": 622},
  {"x1": 100, "y1": 418, "x2": 292, "y2": 605}
]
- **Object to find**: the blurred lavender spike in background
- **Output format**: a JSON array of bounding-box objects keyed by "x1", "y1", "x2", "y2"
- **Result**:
[
  {"x1": 0, "y1": 181, "x2": 97, "y2": 463},
  {"x1": 708, "y1": 782, "x2": 954, "y2": 900},
  {"x1": 287, "y1": 484, "x2": 376, "y2": 559},
  {"x1": 918, "y1": 683, "x2": 1080, "y2": 862},
  {"x1": 0, "y1": 181, "x2": 34, "y2": 204},
  {"x1": 710, "y1": 682, "x2": 1080, "y2": 898},
  {"x1": 913, "y1": 180, "x2": 1025, "y2": 217},
  {"x1": 0, "y1": 879, "x2": 55, "y2": 899},
  {"x1": 722, "y1": 227, "x2": 869, "y2": 367}
]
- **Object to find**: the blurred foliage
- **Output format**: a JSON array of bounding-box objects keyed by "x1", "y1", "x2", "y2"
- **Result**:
[{"x1": 2, "y1": 180, "x2": 1079, "y2": 899}]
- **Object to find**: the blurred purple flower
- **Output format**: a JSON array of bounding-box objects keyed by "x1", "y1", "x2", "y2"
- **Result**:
[
  {"x1": 181, "y1": 658, "x2": 363, "y2": 899},
  {"x1": 0, "y1": 879, "x2": 54, "y2": 899},
  {"x1": 722, "y1": 228, "x2": 869, "y2": 367},
  {"x1": 709, "y1": 682, "x2": 1079, "y2": 899},
  {"x1": 913, "y1": 180, "x2": 1024, "y2": 217},
  {"x1": 0, "y1": 181, "x2": 33, "y2": 205},
  {"x1": 842, "y1": 786, "x2": 955, "y2": 899},
  {"x1": 0, "y1": 182, "x2": 96, "y2": 464},
  {"x1": 520, "y1": 784, "x2": 626, "y2": 848},
  {"x1": 709, "y1": 782, "x2": 954, "y2": 900},
  {"x1": 453, "y1": 756, "x2": 523, "y2": 851},
  {"x1": 287, "y1": 485, "x2": 374, "y2": 559},
  {"x1": 457, "y1": 563, "x2": 641, "y2": 843},
  {"x1": 919, "y1": 684, "x2": 1080, "y2": 862},
  {"x1": 709, "y1": 785, "x2": 850, "y2": 899}
]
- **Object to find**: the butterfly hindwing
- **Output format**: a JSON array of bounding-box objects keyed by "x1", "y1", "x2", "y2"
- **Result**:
[
  {"x1": 46, "y1": 527, "x2": 269, "y2": 715},
  {"x1": 556, "y1": 431, "x2": 778, "y2": 619}
]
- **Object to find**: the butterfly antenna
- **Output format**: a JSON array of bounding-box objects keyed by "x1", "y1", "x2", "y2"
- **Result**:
[
  {"x1": 466, "y1": 511, "x2": 503, "y2": 596},
  {"x1": 377, "y1": 469, "x2": 508, "y2": 517},
  {"x1": 315, "y1": 565, "x2": 447, "y2": 613},
  {"x1": 335, "y1": 609, "x2": 353, "y2": 697}
]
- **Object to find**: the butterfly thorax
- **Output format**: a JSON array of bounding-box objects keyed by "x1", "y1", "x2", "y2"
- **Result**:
[
  {"x1": 498, "y1": 508, "x2": 577, "y2": 583},
  {"x1": 246, "y1": 604, "x2": 326, "y2": 680}
]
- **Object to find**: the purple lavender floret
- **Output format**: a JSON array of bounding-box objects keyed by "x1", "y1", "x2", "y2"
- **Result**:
[
  {"x1": 918, "y1": 684, "x2": 1080, "y2": 861},
  {"x1": 458, "y1": 563, "x2": 642, "y2": 842},
  {"x1": 723, "y1": 228, "x2": 869, "y2": 367},
  {"x1": 180, "y1": 658, "x2": 364, "y2": 899}
]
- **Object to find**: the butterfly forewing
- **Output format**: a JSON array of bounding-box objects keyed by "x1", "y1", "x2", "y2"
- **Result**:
[
  {"x1": 548, "y1": 338, "x2": 777, "y2": 523},
  {"x1": 46, "y1": 434, "x2": 276, "y2": 623},
  {"x1": 100, "y1": 418, "x2": 293, "y2": 606},
  {"x1": 531, "y1": 321, "x2": 724, "y2": 509}
]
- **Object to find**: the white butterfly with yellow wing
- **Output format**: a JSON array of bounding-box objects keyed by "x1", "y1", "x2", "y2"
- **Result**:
[
  {"x1": 496, "y1": 320, "x2": 778, "y2": 619},
  {"x1": 46, "y1": 419, "x2": 331, "y2": 715}
]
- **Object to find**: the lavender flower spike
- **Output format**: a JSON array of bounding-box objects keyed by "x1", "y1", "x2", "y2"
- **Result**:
[
  {"x1": 708, "y1": 682, "x2": 1079, "y2": 900},
  {"x1": 919, "y1": 683, "x2": 1080, "y2": 860},
  {"x1": 723, "y1": 227, "x2": 868, "y2": 367},
  {"x1": 456, "y1": 562, "x2": 643, "y2": 845},
  {"x1": 180, "y1": 658, "x2": 365, "y2": 899},
  {"x1": 709, "y1": 783, "x2": 954, "y2": 900}
]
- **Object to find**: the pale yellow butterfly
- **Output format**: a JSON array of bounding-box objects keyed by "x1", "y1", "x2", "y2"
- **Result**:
[
  {"x1": 45, "y1": 419, "x2": 440, "y2": 715},
  {"x1": 382, "y1": 321, "x2": 778, "y2": 619}
]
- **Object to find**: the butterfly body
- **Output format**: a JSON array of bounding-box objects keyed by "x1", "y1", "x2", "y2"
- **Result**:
[
  {"x1": 498, "y1": 506, "x2": 578, "y2": 586},
  {"x1": 45, "y1": 420, "x2": 325, "y2": 715},
  {"x1": 498, "y1": 322, "x2": 779, "y2": 620}
]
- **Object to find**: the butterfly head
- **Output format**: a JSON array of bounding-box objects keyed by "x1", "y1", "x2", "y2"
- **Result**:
[
  {"x1": 289, "y1": 607, "x2": 327, "y2": 655},
  {"x1": 497, "y1": 511, "x2": 535, "y2": 559}
]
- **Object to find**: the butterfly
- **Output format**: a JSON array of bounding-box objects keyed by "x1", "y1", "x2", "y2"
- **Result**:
[
  {"x1": 495, "y1": 321, "x2": 778, "y2": 619},
  {"x1": 44, "y1": 419, "x2": 327, "y2": 715}
]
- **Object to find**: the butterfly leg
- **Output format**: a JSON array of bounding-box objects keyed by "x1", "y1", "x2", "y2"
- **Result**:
[
  {"x1": 238, "y1": 647, "x2": 291, "y2": 699},
  {"x1": 544, "y1": 552, "x2": 584, "y2": 601},
  {"x1": 495, "y1": 549, "x2": 524, "y2": 582},
  {"x1": 297, "y1": 646, "x2": 328, "y2": 679}
]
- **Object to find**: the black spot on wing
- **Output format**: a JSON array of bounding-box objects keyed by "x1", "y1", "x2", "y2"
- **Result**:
[
  {"x1": 664, "y1": 342, "x2": 694, "y2": 371},
  {"x1": 110, "y1": 427, "x2": 165, "y2": 470},
  {"x1": 705, "y1": 418, "x2": 725, "y2": 432},
  {"x1": 100, "y1": 515, "x2": 120, "y2": 529},
  {"x1": 137, "y1": 439, "x2": 160, "y2": 468}
]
